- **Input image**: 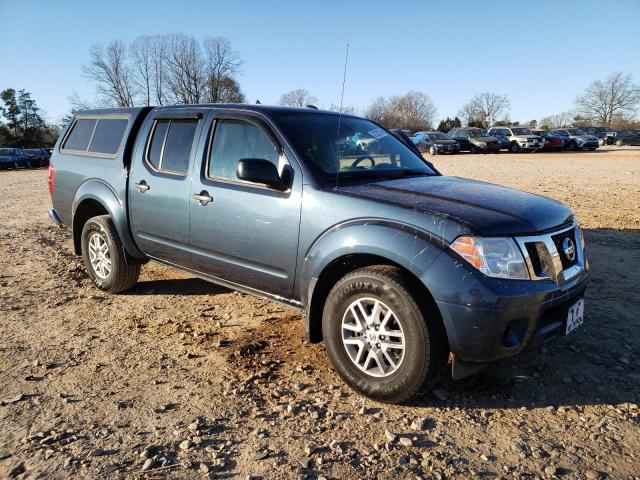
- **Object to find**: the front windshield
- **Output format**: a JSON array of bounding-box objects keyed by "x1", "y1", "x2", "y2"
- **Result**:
[
  {"x1": 273, "y1": 112, "x2": 436, "y2": 180},
  {"x1": 427, "y1": 132, "x2": 449, "y2": 140},
  {"x1": 567, "y1": 128, "x2": 586, "y2": 135},
  {"x1": 511, "y1": 127, "x2": 533, "y2": 135},
  {"x1": 468, "y1": 129, "x2": 488, "y2": 137},
  {"x1": 0, "y1": 148, "x2": 14, "y2": 155}
]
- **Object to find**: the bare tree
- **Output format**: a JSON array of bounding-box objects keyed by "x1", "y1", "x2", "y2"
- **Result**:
[
  {"x1": 82, "y1": 40, "x2": 135, "y2": 107},
  {"x1": 203, "y1": 37, "x2": 243, "y2": 103},
  {"x1": 539, "y1": 111, "x2": 575, "y2": 129},
  {"x1": 328, "y1": 103, "x2": 357, "y2": 115},
  {"x1": 130, "y1": 36, "x2": 154, "y2": 106},
  {"x1": 363, "y1": 96, "x2": 388, "y2": 124},
  {"x1": 150, "y1": 35, "x2": 168, "y2": 105},
  {"x1": 216, "y1": 76, "x2": 246, "y2": 103},
  {"x1": 163, "y1": 33, "x2": 204, "y2": 104},
  {"x1": 459, "y1": 92, "x2": 510, "y2": 127},
  {"x1": 365, "y1": 91, "x2": 437, "y2": 131},
  {"x1": 279, "y1": 89, "x2": 318, "y2": 107},
  {"x1": 575, "y1": 72, "x2": 640, "y2": 125}
]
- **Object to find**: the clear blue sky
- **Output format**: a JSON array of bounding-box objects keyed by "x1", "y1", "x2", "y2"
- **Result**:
[{"x1": 1, "y1": 0, "x2": 639, "y2": 124}]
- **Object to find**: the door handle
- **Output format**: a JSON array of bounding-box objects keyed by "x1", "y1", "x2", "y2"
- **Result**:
[
  {"x1": 192, "y1": 191, "x2": 213, "y2": 205},
  {"x1": 135, "y1": 181, "x2": 150, "y2": 193}
]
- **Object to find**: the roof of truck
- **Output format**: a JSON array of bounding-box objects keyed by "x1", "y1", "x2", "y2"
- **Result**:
[{"x1": 77, "y1": 104, "x2": 356, "y2": 117}]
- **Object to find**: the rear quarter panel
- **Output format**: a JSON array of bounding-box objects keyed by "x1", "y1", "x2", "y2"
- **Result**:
[{"x1": 50, "y1": 108, "x2": 151, "y2": 257}]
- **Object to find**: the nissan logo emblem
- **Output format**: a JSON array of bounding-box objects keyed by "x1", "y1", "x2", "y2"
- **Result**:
[{"x1": 562, "y1": 237, "x2": 576, "y2": 261}]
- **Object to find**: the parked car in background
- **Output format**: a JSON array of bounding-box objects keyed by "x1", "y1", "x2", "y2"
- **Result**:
[
  {"x1": 412, "y1": 131, "x2": 461, "y2": 155},
  {"x1": 532, "y1": 130, "x2": 565, "y2": 151},
  {"x1": 448, "y1": 127, "x2": 500, "y2": 153},
  {"x1": 551, "y1": 128, "x2": 599, "y2": 151},
  {"x1": 580, "y1": 126, "x2": 617, "y2": 145},
  {"x1": 615, "y1": 130, "x2": 640, "y2": 146},
  {"x1": 487, "y1": 127, "x2": 543, "y2": 152},
  {"x1": 488, "y1": 131, "x2": 511, "y2": 151},
  {"x1": 0, "y1": 147, "x2": 30, "y2": 169},
  {"x1": 24, "y1": 148, "x2": 50, "y2": 167}
]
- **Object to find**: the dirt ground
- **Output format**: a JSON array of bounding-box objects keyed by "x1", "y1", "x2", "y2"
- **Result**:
[{"x1": 1, "y1": 146, "x2": 639, "y2": 480}]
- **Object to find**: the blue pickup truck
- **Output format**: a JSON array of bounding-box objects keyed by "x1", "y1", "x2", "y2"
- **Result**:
[{"x1": 48, "y1": 105, "x2": 589, "y2": 403}]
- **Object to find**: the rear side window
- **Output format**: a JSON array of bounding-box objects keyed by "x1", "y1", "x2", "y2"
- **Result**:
[
  {"x1": 89, "y1": 119, "x2": 128, "y2": 154},
  {"x1": 146, "y1": 119, "x2": 198, "y2": 174},
  {"x1": 63, "y1": 119, "x2": 97, "y2": 151},
  {"x1": 62, "y1": 117, "x2": 129, "y2": 156}
]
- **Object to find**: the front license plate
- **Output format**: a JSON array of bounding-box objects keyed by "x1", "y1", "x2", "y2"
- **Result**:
[{"x1": 565, "y1": 299, "x2": 584, "y2": 335}]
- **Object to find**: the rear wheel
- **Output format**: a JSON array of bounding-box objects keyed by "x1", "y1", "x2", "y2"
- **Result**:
[
  {"x1": 429, "y1": 145, "x2": 437, "y2": 155},
  {"x1": 567, "y1": 141, "x2": 577, "y2": 151},
  {"x1": 510, "y1": 142, "x2": 520, "y2": 153},
  {"x1": 322, "y1": 265, "x2": 448, "y2": 404},
  {"x1": 81, "y1": 215, "x2": 140, "y2": 293},
  {"x1": 469, "y1": 146, "x2": 477, "y2": 154}
]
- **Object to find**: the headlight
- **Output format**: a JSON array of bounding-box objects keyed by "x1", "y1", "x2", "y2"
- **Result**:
[{"x1": 450, "y1": 236, "x2": 529, "y2": 279}]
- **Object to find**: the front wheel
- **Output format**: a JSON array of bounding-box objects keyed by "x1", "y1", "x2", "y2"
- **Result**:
[
  {"x1": 429, "y1": 145, "x2": 437, "y2": 155},
  {"x1": 81, "y1": 215, "x2": 140, "y2": 293},
  {"x1": 322, "y1": 265, "x2": 448, "y2": 404},
  {"x1": 510, "y1": 142, "x2": 520, "y2": 153}
]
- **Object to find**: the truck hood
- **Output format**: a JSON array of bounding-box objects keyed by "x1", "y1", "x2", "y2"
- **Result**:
[{"x1": 335, "y1": 176, "x2": 572, "y2": 237}]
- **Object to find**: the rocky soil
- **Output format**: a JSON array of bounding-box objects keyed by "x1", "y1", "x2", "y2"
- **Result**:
[{"x1": 1, "y1": 147, "x2": 639, "y2": 479}]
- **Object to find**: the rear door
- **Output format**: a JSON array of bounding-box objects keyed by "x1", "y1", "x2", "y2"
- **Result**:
[
  {"x1": 129, "y1": 108, "x2": 206, "y2": 266},
  {"x1": 189, "y1": 111, "x2": 302, "y2": 298}
]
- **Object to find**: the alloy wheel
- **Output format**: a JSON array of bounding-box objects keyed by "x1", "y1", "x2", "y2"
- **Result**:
[
  {"x1": 341, "y1": 297, "x2": 405, "y2": 378},
  {"x1": 88, "y1": 232, "x2": 112, "y2": 279}
]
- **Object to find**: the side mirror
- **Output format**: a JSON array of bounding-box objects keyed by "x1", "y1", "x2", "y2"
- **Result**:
[{"x1": 237, "y1": 158, "x2": 287, "y2": 190}]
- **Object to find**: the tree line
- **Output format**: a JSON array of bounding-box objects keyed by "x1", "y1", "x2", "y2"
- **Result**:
[{"x1": 0, "y1": 89, "x2": 58, "y2": 147}]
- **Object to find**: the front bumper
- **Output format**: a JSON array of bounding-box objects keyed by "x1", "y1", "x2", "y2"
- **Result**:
[
  {"x1": 434, "y1": 144, "x2": 460, "y2": 153},
  {"x1": 519, "y1": 141, "x2": 543, "y2": 150},
  {"x1": 423, "y1": 246, "x2": 589, "y2": 365},
  {"x1": 578, "y1": 141, "x2": 599, "y2": 149}
]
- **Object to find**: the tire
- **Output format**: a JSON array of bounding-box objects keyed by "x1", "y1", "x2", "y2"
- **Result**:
[
  {"x1": 13, "y1": 161, "x2": 19, "y2": 169},
  {"x1": 80, "y1": 215, "x2": 140, "y2": 293},
  {"x1": 588, "y1": 147, "x2": 597, "y2": 151},
  {"x1": 322, "y1": 265, "x2": 448, "y2": 404},
  {"x1": 510, "y1": 142, "x2": 520, "y2": 153},
  {"x1": 429, "y1": 145, "x2": 436, "y2": 155},
  {"x1": 566, "y1": 141, "x2": 577, "y2": 151},
  {"x1": 469, "y1": 146, "x2": 477, "y2": 154}
]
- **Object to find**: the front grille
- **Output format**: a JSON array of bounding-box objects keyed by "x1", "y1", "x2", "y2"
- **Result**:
[
  {"x1": 515, "y1": 223, "x2": 584, "y2": 284},
  {"x1": 551, "y1": 228, "x2": 578, "y2": 269}
]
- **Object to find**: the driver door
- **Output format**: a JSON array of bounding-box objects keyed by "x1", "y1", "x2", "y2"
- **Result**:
[{"x1": 189, "y1": 112, "x2": 302, "y2": 298}]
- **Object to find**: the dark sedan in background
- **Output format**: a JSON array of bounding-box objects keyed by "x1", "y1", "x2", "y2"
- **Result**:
[
  {"x1": 0, "y1": 148, "x2": 30, "y2": 169},
  {"x1": 412, "y1": 131, "x2": 461, "y2": 155},
  {"x1": 488, "y1": 131, "x2": 511, "y2": 150},
  {"x1": 615, "y1": 130, "x2": 640, "y2": 146},
  {"x1": 448, "y1": 127, "x2": 500, "y2": 153},
  {"x1": 23, "y1": 148, "x2": 51, "y2": 167}
]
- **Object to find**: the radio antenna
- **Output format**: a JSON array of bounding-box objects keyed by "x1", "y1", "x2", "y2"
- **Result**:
[
  {"x1": 336, "y1": 43, "x2": 349, "y2": 188},
  {"x1": 339, "y1": 43, "x2": 349, "y2": 113}
]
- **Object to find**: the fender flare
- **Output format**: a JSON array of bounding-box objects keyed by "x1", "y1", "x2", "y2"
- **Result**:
[
  {"x1": 299, "y1": 219, "x2": 447, "y2": 340},
  {"x1": 72, "y1": 179, "x2": 145, "y2": 259}
]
